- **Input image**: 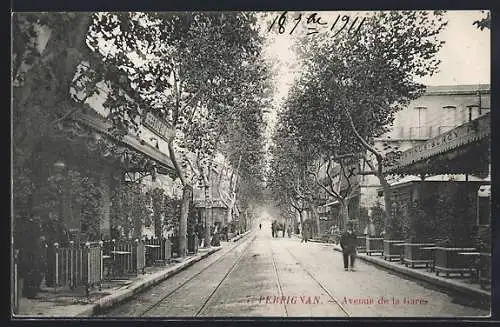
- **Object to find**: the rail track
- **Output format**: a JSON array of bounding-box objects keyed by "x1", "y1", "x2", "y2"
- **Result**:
[
  {"x1": 100, "y1": 231, "x2": 350, "y2": 317},
  {"x1": 135, "y1": 232, "x2": 256, "y2": 317},
  {"x1": 280, "y1": 245, "x2": 351, "y2": 317}
]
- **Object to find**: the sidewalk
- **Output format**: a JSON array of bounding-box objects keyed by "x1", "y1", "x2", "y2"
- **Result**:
[
  {"x1": 304, "y1": 237, "x2": 491, "y2": 300},
  {"x1": 14, "y1": 232, "x2": 250, "y2": 318}
]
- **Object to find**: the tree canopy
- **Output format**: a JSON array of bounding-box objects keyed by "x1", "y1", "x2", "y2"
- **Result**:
[{"x1": 270, "y1": 11, "x2": 448, "y2": 235}]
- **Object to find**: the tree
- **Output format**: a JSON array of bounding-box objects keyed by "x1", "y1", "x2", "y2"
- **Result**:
[
  {"x1": 13, "y1": 13, "x2": 96, "y2": 295},
  {"x1": 150, "y1": 187, "x2": 165, "y2": 238},
  {"x1": 83, "y1": 12, "x2": 268, "y2": 256},
  {"x1": 287, "y1": 11, "x2": 447, "y2": 238},
  {"x1": 267, "y1": 110, "x2": 318, "y2": 238}
]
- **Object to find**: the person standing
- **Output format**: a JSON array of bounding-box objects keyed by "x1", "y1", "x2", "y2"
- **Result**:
[
  {"x1": 259, "y1": 223, "x2": 262, "y2": 230},
  {"x1": 340, "y1": 223, "x2": 357, "y2": 271},
  {"x1": 301, "y1": 221, "x2": 308, "y2": 243}
]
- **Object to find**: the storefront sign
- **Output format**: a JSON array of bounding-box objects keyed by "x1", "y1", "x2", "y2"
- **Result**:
[
  {"x1": 143, "y1": 111, "x2": 175, "y2": 142},
  {"x1": 385, "y1": 113, "x2": 490, "y2": 173},
  {"x1": 193, "y1": 199, "x2": 227, "y2": 208}
]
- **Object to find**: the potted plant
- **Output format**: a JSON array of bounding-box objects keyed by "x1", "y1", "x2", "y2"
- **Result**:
[
  {"x1": 433, "y1": 182, "x2": 478, "y2": 277},
  {"x1": 402, "y1": 198, "x2": 436, "y2": 269},
  {"x1": 366, "y1": 202, "x2": 386, "y2": 256}
]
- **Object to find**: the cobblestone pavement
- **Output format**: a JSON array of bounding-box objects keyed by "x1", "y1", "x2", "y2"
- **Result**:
[{"x1": 100, "y1": 226, "x2": 490, "y2": 318}]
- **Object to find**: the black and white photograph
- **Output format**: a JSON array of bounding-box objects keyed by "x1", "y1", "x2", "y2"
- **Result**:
[{"x1": 11, "y1": 10, "x2": 491, "y2": 318}]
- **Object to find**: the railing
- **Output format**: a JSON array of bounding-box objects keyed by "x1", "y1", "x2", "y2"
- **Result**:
[
  {"x1": 143, "y1": 237, "x2": 172, "y2": 266},
  {"x1": 46, "y1": 241, "x2": 103, "y2": 295},
  {"x1": 102, "y1": 239, "x2": 146, "y2": 278},
  {"x1": 409, "y1": 127, "x2": 432, "y2": 140}
]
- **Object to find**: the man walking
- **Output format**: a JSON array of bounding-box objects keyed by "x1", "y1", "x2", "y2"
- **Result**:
[{"x1": 340, "y1": 222, "x2": 357, "y2": 271}]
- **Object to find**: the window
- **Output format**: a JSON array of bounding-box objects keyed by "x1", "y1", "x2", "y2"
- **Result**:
[
  {"x1": 442, "y1": 105, "x2": 458, "y2": 126},
  {"x1": 415, "y1": 106, "x2": 427, "y2": 126},
  {"x1": 414, "y1": 106, "x2": 427, "y2": 138}
]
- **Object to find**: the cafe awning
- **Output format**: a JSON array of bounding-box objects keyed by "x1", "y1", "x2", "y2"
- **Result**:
[
  {"x1": 70, "y1": 110, "x2": 175, "y2": 175},
  {"x1": 317, "y1": 200, "x2": 340, "y2": 214},
  {"x1": 383, "y1": 112, "x2": 490, "y2": 176}
]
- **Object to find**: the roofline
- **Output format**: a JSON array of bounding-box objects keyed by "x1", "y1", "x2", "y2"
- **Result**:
[{"x1": 424, "y1": 84, "x2": 490, "y2": 96}]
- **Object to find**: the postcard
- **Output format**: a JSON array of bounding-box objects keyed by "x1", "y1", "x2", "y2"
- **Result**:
[{"x1": 11, "y1": 10, "x2": 491, "y2": 318}]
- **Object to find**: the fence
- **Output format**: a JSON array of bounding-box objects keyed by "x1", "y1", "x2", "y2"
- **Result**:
[
  {"x1": 46, "y1": 241, "x2": 103, "y2": 295},
  {"x1": 102, "y1": 239, "x2": 146, "y2": 278},
  {"x1": 144, "y1": 237, "x2": 172, "y2": 266}
]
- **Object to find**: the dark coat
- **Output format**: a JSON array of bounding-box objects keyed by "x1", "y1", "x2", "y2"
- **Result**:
[{"x1": 340, "y1": 231, "x2": 357, "y2": 253}]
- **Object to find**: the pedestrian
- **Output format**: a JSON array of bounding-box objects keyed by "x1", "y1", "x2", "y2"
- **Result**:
[
  {"x1": 259, "y1": 223, "x2": 262, "y2": 230},
  {"x1": 340, "y1": 222, "x2": 357, "y2": 271},
  {"x1": 302, "y1": 221, "x2": 310, "y2": 243}
]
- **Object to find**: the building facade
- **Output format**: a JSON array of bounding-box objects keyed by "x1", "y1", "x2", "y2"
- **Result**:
[{"x1": 359, "y1": 84, "x2": 491, "y2": 212}]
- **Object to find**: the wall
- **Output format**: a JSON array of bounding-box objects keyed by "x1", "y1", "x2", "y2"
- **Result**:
[{"x1": 381, "y1": 85, "x2": 490, "y2": 141}]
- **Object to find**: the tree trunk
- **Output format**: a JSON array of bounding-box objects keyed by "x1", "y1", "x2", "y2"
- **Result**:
[
  {"x1": 298, "y1": 210, "x2": 304, "y2": 237},
  {"x1": 340, "y1": 200, "x2": 349, "y2": 231},
  {"x1": 226, "y1": 205, "x2": 232, "y2": 226},
  {"x1": 310, "y1": 204, "x2": 321, "y2": 238},
  {"x1": 178, "y1": 184, "x2": 192, "y2": 258},
  {"x1": 379, "y1": 175, "x2": 392, "y2": 239}
]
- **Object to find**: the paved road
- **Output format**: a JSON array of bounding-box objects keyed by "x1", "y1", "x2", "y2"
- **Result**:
[{"x1": 100, "y1": 226, "x2": 490, "y2": 318}]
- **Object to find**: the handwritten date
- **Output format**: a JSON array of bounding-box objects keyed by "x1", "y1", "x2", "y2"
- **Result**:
[{"x1": 269, "y1": 11, "x2": 366, "y2": 36}]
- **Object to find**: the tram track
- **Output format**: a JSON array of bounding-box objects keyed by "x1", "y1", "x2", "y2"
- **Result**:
[
  {"x1": 135, "y1": 232, "x2": 256, "y2": 317},
  {"x1": 282, "y1": 246, "x2": 351, "y2": 317},
  {"x1": 194, "y1": 234, "x2": 256, "y2": 317},
  {"x1": 269, "y1": 239, "x2": 289, "y2": 317}
]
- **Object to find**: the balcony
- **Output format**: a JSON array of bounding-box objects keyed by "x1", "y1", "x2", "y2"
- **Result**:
[{"x1": 381, "y1": 125, "x2": 464, "y2": 141}]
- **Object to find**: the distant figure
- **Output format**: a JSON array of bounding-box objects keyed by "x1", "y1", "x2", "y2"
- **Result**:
[
  {"x1": 287, "y1": 226, "x2": 291, "y2": 238},
  {"x1": 259, "y1": 223, "x2": 262, "y2": 230},
  {"x1": 271, "y1": 221, "x2": 276, "y2": 238},
  {"x1": 301, "y1": 222, "x2": 309, "y2": 243},
  {"x1": 340, "y1": 223, "x2": 357, "y2": 272},
  {"x1": 223, "y1": 225, "x2": 229, "y2": 241}
]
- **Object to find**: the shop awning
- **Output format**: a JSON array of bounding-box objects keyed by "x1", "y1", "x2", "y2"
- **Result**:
[
  {"x1": 70, "y1": 111, "x2": 175, "y2": 174},
  {"x1": 317, "y1": 200, "x2": 340, "y2": 214},
  {"x1": 193, "y1": 199, "x2": 227, "y2": 208},
  {"x1": 383, "y1": 112, "x2": 490, "y2": 176}
]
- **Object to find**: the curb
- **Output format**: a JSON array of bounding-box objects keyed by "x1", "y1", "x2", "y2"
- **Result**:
[
  {"x1": 327, "y1": 244, "x2": 490, "y2": 300},
  {"x1": 231, "y1": 231, "x2": 251, "y2": 242},
  {"x1": 77, "y1": 247, "x2": 222, "y2": 317}
]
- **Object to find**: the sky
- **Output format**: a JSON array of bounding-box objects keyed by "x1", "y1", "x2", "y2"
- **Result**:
[{"x1": 259, "y1": 10, "x2": 491, "y2": 141}]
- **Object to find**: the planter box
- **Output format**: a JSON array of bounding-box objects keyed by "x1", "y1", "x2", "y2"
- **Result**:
[
  {"x1": 366, "y1": 237, "x2": 384, "y2": 256},
  {"x1": 357, "y1": 236, "x2": 367, "y2": 253},
  {"x1": 383, "y1": 240, "x2": 405, "y2": 261},
  {"x1": 170, "y1": 236, "x2": 179, "y2": 257},
  {"x1": 403, "y1": 243, "x2": 435, "y2": 268},
  {"x1": 479, "y1": 253, "x2": 491, "y2": 289},
  {"x1": 434, "y1": 247, "x2": 476, "y2": 277}
]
